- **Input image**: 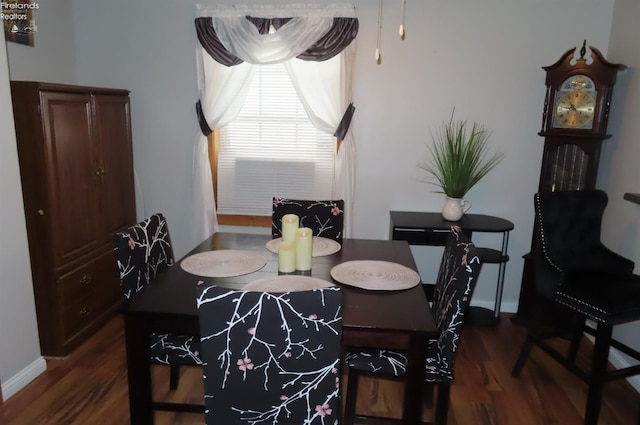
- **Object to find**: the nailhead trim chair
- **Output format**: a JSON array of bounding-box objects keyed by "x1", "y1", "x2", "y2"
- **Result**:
[
  {"x1": 343, "y1": 226, "x2": 482, "y2": 425},
  {"x1": 197, "y1": 284, "x2": 343, "y2": 425},
  {"x1": 112, "y1": 213, "x2": 203, "y2": 413},
  {"x1": 272, "y1": 197, "x2": 344, "y2": 241},
  {"x1": 512, "y1": 190, "x2": 640, "y2": 425}
]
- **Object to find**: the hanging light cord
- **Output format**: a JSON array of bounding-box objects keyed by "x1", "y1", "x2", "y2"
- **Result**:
[
  {"x1": 376, "y1": 0, "x2": 383, "y2": 64},
  {"x1": 399, "y1": 0, "x2": 406, "y2": 39}
]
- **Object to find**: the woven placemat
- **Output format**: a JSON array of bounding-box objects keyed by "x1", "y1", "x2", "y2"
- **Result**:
[
  {"x1": 330, "y1": 260, "x2": 420, "y2": 291},
  {"x1": 180, "y1": 250, "x2": 266, "y2": 277}
]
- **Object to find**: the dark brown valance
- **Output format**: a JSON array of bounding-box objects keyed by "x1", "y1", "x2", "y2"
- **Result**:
[{"x1": 194, "y1": 16, "x2": 358, "y2": 66}]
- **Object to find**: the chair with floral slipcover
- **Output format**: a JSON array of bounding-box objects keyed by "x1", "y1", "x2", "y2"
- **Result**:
[
  {"x1": 272, "y1": 197, "x2": 344, "y2": 241},
  {"x1": 343, "y1": 226, "x2": 482, "y2": 425},
  {"x1": 112, "y1": 213, "x2": 203, "y2": 413},
  {"x1": 196, "y1": 283, "x2": 343, "y2": 425}
]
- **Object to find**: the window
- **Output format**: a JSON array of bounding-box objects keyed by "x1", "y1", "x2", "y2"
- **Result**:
[{"x1": 212, "y1": 62, "x2": 337, "y2": 225}]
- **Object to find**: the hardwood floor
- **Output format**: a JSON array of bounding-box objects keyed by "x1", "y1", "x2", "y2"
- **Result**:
[{"x1": 1, "y1": 313, "x2": 638, "y2": 425}]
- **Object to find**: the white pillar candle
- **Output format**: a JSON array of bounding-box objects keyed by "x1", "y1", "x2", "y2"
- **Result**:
[
  {"x1": 278, "y1": 241, "x2": 296, "y2": 274},
  {"x1": 281, "y1": 214, "x2": 299, "y2": 242},
  {"x1": 295, "y1": 227, "x2": 313, "y2": 271}
]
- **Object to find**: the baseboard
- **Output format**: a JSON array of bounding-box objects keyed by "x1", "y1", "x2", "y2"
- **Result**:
[
  {"x1": 469, "y1": 306, "x2": 640, "y2": 394},
  {"x1": 610, "y1": 350, "x2": 640, "y2": 393},
  {"x1": 583, "y1": 329, "x2": 640, "y2": 394},
  {"x1": 470, "y1": 299, "x2": 518, "y2": 314},
  {"x1": 1, "y1": 356, "x2": 47, "y2": 401}
]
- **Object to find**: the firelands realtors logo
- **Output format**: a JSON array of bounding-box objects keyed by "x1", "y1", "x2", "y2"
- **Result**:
[{"x1": 1, "y1": 0, "x2": 38, "y2": 46}]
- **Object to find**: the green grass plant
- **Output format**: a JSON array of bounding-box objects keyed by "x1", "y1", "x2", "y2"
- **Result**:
[{"x1": 419, "y1": 111, "x2": 504, "y2": 198}]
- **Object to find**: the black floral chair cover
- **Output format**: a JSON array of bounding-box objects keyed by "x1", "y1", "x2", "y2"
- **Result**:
[
  {"x1": 112, "y1": 214, "x2": 202, "y2": 367},
  {"x1": 344, "y1": 226, "x2": 482, "y2": 425},
  {"x1": 272, "y1": 197, "x2": 344, "y2": 241},
  {"x1": 197, "y1": 284, "x2": 343, "y2": 425}
]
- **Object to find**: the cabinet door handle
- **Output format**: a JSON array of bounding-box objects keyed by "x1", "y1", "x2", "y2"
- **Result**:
[{"x1": 79, "y1": 275, "x2": 92, "y2": 286}]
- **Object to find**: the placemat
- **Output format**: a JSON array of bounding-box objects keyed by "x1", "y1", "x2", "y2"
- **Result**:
[
  {"x1": 180, "y1": 250, "x2": 266, "y2": 278},
  {"x1": 330, "y1": 260, "x2": 421, "y2": 291},
  {"x1": 265, "y1": 236, "x2": 341, "y2": 257},
  {"x1": 242, "y1": 275, "x2": 335, "y2": 293}
]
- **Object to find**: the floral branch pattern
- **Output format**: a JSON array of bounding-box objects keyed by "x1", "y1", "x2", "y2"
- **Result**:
[
  {"x1": 197, "y1": 284, "x2": 342, "y2": 424},
  {"x1": 345, "y1": 226, "x2": 482, "y2": 384},
  {"x1": 112, "y1": 213, "x2": 202, "y2": 366},
  {"x1": 272, "y1": 198, "x2": 344, "y2": 241},
  {"x1": 112, "y1": 213, "x2": 174, "y2": 299}
]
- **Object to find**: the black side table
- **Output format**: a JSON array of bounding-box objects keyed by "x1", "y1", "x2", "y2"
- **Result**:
[{"x1": 389, "y1": 211, "x2": 514, "y2": 325}]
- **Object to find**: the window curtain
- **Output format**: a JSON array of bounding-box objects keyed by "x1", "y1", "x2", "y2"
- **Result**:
[{"x1": 192, "y1": 3, "x2": 358, "y2": 241}]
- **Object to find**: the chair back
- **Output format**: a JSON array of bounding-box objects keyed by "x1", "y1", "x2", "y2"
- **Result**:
[
  {"x1": 535, "y1": 190, "x2": 607, "y2": 271},
  {"x1": 533, "y1": 190, "x2": 630, "y2": 298},
  {"x1": 111, "y1": 213, "x2": 174, "y2": 299},
  {"x1": 428, "y1": 226, "x2": 482, "y2": 382},
  {"x1": 272, "y1": 197, "x2": 344, "y2": 241},
  {"x1": 197, "y1": 284, "x2": 343, "y2": 425}
]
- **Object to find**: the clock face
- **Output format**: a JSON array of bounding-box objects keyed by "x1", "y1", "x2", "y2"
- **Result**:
[
  {"x1": 554, "y1": 91, "x2": 596, "y2": 129},
  {"x1": 552, "y1": 75, "x2": 597, "y2": 129}
]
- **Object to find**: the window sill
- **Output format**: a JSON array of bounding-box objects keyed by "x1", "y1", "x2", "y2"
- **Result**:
[{"x1": 218, "y1": 215, "x2": 271, "y2": 227}]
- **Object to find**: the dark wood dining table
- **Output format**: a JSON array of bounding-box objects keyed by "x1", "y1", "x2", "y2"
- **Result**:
[{"x1": 124, "y1": 232, "x2": 437, "y2": 425}]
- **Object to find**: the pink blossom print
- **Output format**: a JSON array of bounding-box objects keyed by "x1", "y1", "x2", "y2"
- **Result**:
[
  {"x1": 315, "y1": 403, "x2": 332, "y2": 417},
  {"x1": 128, "y1": 237, "x2": 135, "y2": 250},
  {"x1": 331, "y1": 206, "x2": 342, "y2": 216},
  {"x1": 237, "y1": 358, "x2": 253, "y2": 371}
]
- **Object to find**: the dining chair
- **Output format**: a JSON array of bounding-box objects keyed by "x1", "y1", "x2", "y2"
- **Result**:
[
  {"x1": 112, "y1": 213, "x2": 203, "y2": 412},
  {"x1": 272, "y1": 197, "x2": 344, "y2": 241},
  {"x1": 511, "y1": 190, "x2": 640, "y2": 425},
  {"x1": 343, "y1": 226, "x2": 482, "y2": 425},
  {"x1": 196, "y1": 283, "x2": 343, "y2": 425}
]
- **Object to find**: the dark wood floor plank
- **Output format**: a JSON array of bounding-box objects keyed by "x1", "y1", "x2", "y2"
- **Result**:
[{"x1": 0, "y1": 313, "x2": 638, "y2": 425}]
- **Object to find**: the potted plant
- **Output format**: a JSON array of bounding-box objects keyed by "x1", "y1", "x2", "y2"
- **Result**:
[{"x1": 418, "y1": 110, "x2": 504, "y2": 221}]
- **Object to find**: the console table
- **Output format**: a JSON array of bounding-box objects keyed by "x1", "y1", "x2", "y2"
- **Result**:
[{"x1": 389, "y1": 211, "x2": 514, "y2": 325}]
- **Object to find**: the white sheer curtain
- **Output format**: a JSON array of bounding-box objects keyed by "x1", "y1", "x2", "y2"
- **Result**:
[
  {"x1": 284, "y1": 47, "x2": 356, "y2": 235},
  {"x1": 193, "y1": 3, "x2": 357, "y2": 242}
]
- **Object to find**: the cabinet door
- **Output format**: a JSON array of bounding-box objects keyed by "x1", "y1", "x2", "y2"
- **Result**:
[
  {"x1": 93, "y1": 94, "x2": 136, "y2": 237},
  {"x1": 42, "y1": 92, "x2": 102, "y2": 266}
]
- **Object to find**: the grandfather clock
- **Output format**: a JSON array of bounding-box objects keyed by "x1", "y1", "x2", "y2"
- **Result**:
[{"x1": 514, "y1": 42, "x2": 626, "y2": 324}]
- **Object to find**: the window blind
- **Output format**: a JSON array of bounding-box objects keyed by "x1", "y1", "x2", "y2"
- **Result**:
[{"x1": 217, "y1": 62, "x2": 336, "y2": 216}]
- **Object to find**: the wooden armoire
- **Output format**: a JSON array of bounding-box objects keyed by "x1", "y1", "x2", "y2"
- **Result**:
[{"x1": 10, "y1": 81, "x2": 136, "y2": 357}]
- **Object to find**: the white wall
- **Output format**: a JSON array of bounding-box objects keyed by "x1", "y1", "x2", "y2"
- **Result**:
[
  {"x1": 6, "y1": 0, "x2": 77, "y2": 83},
  {"x1": 1, "y1": 0, "x2": 77, "y2": 399},
  {"x1": 70, "y1": 0, "x2": 614, "y2": 313},
  {"x1": 598, "y1": 0, "x2": 640, "y2": 386},
  {"x1": 0, "y1": 33, "x2": 45, "y2": 399}
]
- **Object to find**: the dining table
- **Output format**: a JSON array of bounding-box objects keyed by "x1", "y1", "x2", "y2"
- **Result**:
[{"x1": 123, "y1": 232, "x2": 437, "y2": 425}]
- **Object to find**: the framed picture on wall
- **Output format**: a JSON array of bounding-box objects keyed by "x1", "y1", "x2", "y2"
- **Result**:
[{"x1": 2, "y1": 0, "x2": 38, "y2": 47}]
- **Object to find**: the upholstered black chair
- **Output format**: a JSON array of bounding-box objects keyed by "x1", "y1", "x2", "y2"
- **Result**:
[
  {"x1": 272, "y1": 197, "x2": 344, "y2": 241},
  {"x1": 196, "y1": 283, "x2": 343, "y2": 425},
  {"x1": 512, "y1": 190, "x2": 640, "y2": 425},
  {"x1": 112, "y1": 214, "x2": 203, "y2": 412},
  {"x1": 343, "y1": 226, "x2": 482, "y2": 425}
]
